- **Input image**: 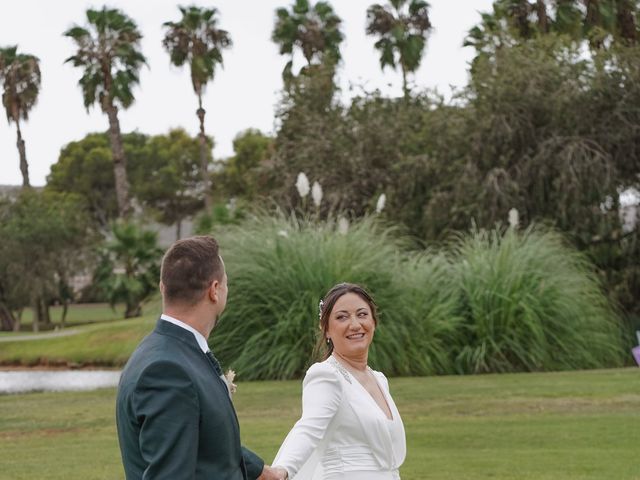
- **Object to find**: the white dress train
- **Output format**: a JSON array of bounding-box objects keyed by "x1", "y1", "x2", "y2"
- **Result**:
[{"x1": 273, "y1": 356, "x2": 406, "y2": 480}]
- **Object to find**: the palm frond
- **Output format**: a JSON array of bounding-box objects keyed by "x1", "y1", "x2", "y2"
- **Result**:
[{"x1": 65, "y1": 7, "x2": 146, "y2": 112}]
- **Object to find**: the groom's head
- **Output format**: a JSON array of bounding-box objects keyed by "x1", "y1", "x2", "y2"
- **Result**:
[{"x1": 160, "y1": 236, "x2": 227, "y2": 316}]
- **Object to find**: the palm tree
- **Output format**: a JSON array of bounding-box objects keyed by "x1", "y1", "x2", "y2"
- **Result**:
[
  {"x1": 163, "y1": 6, "x2": 231, "y2": 211},
  {"x1": 366, "y1": 0, "x2": 432, "y2": 98},
  {"x1": 614, "y1": 0, "x2": 638, "y2": 45},
  {"x1": 272, "y1": 0, "x2": 344, "y2": 81},
  {"x1": 94, "y1": 221, "x2": 162, "y2": 318},
  {"x1": 64, "y1": 7, "x2": 146, "y2": 218},
  {"x1": 0, "y1": 46, "x2": 41, "y2": 188}
]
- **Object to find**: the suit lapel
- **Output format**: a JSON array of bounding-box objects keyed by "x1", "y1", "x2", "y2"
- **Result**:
[
  {"x1": 204, "y1": 349, "x2": 241, "y2": 431},
  {"x1": 156, "y1": 319, "x2": 242, "y2": 434}
]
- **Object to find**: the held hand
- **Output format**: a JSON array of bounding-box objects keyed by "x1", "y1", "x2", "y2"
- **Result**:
[{"x1": 258, "y1": 464, "x2": 288, "y2": 480}]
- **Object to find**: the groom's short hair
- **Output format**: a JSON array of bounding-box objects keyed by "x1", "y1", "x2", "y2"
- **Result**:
[{"x1": 161, "y1": 235, "x2": 224, "y2": 306}]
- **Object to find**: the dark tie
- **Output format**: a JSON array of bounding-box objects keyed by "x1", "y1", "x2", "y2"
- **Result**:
[{"x1": 205, "y1": 350, "x2": 223, "y2": 377}]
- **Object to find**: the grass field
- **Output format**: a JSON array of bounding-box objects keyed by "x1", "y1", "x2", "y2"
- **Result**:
[
  {"x1": 0, "y1": 368, "x2": 638, "y2": 480},
  {"x1": 0, "y1": 316, "x2": 156, "y2": 366},
  {"x1": 0, "y1": 301, "x2": 161, "y2": 366}
]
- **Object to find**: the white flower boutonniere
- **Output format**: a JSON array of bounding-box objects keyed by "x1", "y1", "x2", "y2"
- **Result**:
[{"x1": 224, "y1": 369, "x2": 237, "y2": 396}]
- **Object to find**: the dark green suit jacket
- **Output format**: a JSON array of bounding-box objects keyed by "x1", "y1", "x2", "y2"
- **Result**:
[{"x1": 116, "y1": 319, "x2": 264, "y2": 479}]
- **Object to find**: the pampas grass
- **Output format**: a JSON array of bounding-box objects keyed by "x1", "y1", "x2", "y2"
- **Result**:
[
  {"x1": 451, "y1": 227, "x2": 626, "y2": 373},
  {"x1": 208, "y1": 214, "x2": 626, "y2": 379}
]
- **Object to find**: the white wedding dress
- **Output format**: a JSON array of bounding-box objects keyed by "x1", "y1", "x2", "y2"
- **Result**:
[{"x1": 273, "y1": 356, "x2": 406, "y2": 480}]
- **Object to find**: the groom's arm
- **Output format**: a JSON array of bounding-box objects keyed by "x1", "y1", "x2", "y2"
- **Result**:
[
  {"x1": 134, "y1": 361, "x2": 200, "y2": 479},
  {"x1": 241, "y1": 446, "x2": 265, "y2": 479}
]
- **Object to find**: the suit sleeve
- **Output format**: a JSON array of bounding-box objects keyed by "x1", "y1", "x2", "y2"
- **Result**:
[
  {"x1": 241, "y1": 446, "x2": 265, "y2": 480},
  {"x1": 133, "y1": 360, "x2": 200, "y2": 480},
  {"x1": 272, "y1": 362, "x2": 342, "y2": 478}
]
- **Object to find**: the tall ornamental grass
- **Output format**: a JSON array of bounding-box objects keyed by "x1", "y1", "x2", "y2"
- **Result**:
[
  {"x1": 211, "y1": 214, "x2": 453, "y2": 379},
  {"x1": 451, "y1": 227, "x2": 626, "y2": 373},
  {"x1": 209, "y1": 214, "x2": 627, "y2": 379}
]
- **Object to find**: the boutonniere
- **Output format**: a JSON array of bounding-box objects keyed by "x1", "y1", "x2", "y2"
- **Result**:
[{"x1": 224, "y1": 369, "x2": 237, "y2": 396}]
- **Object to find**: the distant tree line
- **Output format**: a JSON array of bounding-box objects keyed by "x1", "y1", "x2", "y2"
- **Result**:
[{"x1": 0, "y1": 0, "x2": 638, "y2": 333}]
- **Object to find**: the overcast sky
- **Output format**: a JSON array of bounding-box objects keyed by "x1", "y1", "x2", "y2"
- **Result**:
[{"x1": 0, "y1": 0, "x2": 493, "y2": 186}]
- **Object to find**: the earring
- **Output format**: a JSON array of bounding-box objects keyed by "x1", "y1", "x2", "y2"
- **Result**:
[{"x1": 326, "y1": 338, "x2": 331, "y2": 345}]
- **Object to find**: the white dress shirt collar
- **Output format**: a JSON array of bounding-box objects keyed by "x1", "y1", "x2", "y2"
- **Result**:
[{"x1": 160, "y1": 313, "x2": 210, "y2": 354}]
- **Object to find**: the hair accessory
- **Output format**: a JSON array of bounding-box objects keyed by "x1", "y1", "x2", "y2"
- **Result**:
[{"x1": 318, "y1": 299, "x2": 324, "y2": 320}]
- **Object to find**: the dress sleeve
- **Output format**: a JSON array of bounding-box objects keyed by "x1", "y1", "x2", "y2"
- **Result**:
[{"x1": 272, "y1": 362, "x2": 342, "y2": 478}]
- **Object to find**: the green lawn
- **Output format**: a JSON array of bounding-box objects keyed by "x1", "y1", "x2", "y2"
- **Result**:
[
  {"x1": 0, "y1": 316, "x2": 156, "y2": 366},
  {"x1": 0, "y1": 368, "x2": 638, "y2": 479},
  {"x1": 0, "y1": 301, "x2": 162, "y2": 366}
]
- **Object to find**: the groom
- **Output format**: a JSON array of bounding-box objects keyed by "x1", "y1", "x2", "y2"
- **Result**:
[{"x1": 116, "y1": 235, "x2": 284, "y2": 480}]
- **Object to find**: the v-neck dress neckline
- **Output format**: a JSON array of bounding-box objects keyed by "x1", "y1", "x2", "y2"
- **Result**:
[{"x1": 329, "y1": 356, "x2": 394, "y2": 421}]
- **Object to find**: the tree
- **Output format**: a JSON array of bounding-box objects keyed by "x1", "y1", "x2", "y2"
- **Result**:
[
  {"x1": 365, "y1": 0, "x2": 432, "y2": 98},
  {"x1": 46, "y1": 130, "x2": 207, "y2": 233},
  {"x1": 272, "y1": 0, "x2": 344, "y2": 82},
  {"x1": 163, "y1": 6, "x2": 231, "y2": 211},
  {"x1": 0, "y1": 46, "x2": 41, "y2": 188},
  {"x1": 64, "y1": 7, "x2": 147, "y2": 218},
  {"x1": 46, "y1": 132, "x2": 147, "y2": 228},
  {"x1": 94, "y1": 221, "x2": 162, "y2": 319},
  {"x1": 216, "y1": 129, "x2": 274, "y2": 201},
  {"x1": 0, "y1": 197, "x2": 27, "y2": 331},
  {"x1": 0, "y1": 190, "x2": 95, "y2": 331},
  {"x1": 465, "y1": 0, "x2": 639, "y2": 60},
  {"x1": 131, "y1": 128, "x2": 209, "y2": 239}
]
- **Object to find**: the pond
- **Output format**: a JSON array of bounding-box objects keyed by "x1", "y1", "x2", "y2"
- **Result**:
[{"x1": 0, "y1": 370, "x2": 121, "y2": 394}]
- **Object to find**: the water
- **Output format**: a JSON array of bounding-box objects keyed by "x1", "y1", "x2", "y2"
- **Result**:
[{"x1": 0, "y1": 370, "x2": 121, "y2": 394}]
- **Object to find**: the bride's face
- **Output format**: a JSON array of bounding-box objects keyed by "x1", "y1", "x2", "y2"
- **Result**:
[{"x1": 327, "y1": 292, "x2": 375, "y2": 357}]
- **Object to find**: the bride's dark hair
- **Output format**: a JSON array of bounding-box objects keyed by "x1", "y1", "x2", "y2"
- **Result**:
[{"x1": 314, "y1": 283, "x2": 378, "y2": 361}]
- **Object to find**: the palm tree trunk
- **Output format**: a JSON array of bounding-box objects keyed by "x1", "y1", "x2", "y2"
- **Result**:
[
  {"x1": 14, "y1": 118, "x2": 30, "y2": 188},
  {"x1": 616, "y1": 0, "x2": 637, "y2": 45},
  {"x1": 536, "y1": 0, "x2": 549, "y2": 33},
  {"x1": 585, "y1": 0, "x2": 604, "y2": 49},
  {"x1": 196, "y1": 92, "x2": 212, "y2": 211},
  {"x1": 401, "y1": 65, "x2": 409, "y2": 99},
  {"x1": 176, "y1": 218, "x2": 182, "y2": 240},
  {"x1": 105, "y1": 103, "x2": 132, "y2": 218},
  {"x1": 514, "y1": 0, "x2": 532, "y2": 38}
]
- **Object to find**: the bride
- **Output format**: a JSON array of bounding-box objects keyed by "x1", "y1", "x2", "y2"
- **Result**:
[{"x1": 271, "y1": 283, "x2": 406, "y2": 480}]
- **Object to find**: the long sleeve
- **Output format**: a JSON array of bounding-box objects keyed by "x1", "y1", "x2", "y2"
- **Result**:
[
  {"x1": 242, "y1": 446, "x2": 265, "y2": 480},
  {"x1": 133, "y1": 360, "x2": 200, "y2": 480},
  {"x1": 273, "y1": 362, "x2": 342, "y2": 478}
]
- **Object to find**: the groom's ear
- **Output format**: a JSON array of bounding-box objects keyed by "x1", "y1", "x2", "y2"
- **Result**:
[{"x1": 208, "y1": 280, "x2": 219, "y2": 304}]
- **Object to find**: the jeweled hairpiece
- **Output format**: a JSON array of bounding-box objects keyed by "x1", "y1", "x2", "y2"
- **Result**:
[{"x1": 318, "y1": 299, "x2": 324, "y2": 320}]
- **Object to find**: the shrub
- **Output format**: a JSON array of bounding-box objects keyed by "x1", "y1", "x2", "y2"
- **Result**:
[
  {"x1": 211, "y1": 214, "x2": 454, "y2": 379},
  {"x1": 208, "y1": 214, "x2": 626, "y2": 379},
  {"x1": 450, "y1": 226, "x2": 626, "y2": 373}
]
